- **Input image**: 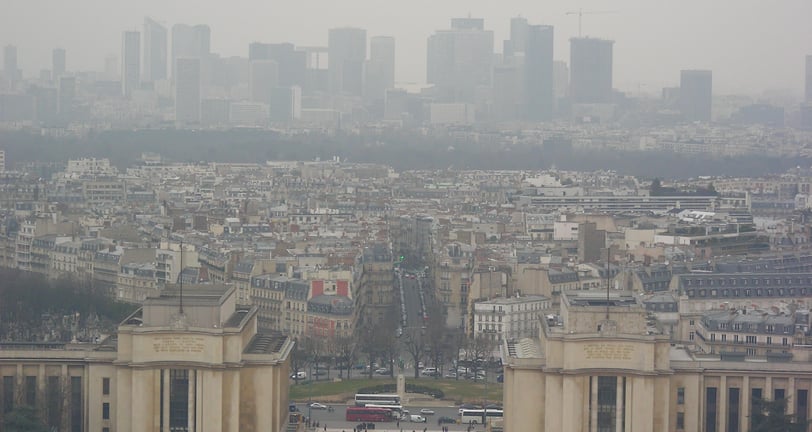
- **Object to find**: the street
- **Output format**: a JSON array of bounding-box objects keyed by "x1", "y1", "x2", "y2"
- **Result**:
[{"x1": 294, "y1": 403, "x2": 493, "y2": 432}]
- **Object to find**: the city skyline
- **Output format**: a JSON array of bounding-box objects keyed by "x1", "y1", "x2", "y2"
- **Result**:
[{"x1": 0, "y1": 0, "x2": 810, "y2": 96}]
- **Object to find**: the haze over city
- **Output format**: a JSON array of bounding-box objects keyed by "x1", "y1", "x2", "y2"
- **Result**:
[
  {"x1": 1, "y1": 0, "x2": 811, "y2": 95},
  {"x1": 3, "y1": 1, "x2": 812, "y2": 432}
]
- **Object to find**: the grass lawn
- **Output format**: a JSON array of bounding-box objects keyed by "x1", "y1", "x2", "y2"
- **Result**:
[{"x1": 289, "y1": 378, "x2": 502, "y2": 404}]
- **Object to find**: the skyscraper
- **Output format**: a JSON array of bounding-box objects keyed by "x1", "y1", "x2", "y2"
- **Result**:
[
  {"x1": 52, "y1": 48, "x2": 66, "y2": 79},
  {"x1": 679, "y1": 70, "x2": 713, "y2": 122},
  {"x1": 248, "y1": 42, "x2": 306, "y2": 88},
  {"x1": 569, "y1": 37, "x2": 614, "y2": 104},
  {"x1": 58, "y1": 75, "x2": 75, "y2": 120},
  {"x1": 328, "y1": 27, "x2": 367, "y2": 96},
  {"x1": 249, "y1": 60, "x2": 279, "y2": 104},
  {"x1": 365, "y1": 36, "x2": 395, "y2": 109},
  {"x1": 510, "y1": 17, "x2": 530, "y2": 53},
  {"x1": 121, "y1": 31, "x2": 141, "y2": 97},
  {"x1": 175, "y1": 58, "x2": 201, "y2": 125},
  {"x1": 427, "y1": 18, "x2": 494, "y2": 103},
  {"x1": 3, "y1": 45, "x2": 19, "y2": 82},
  {"x1": 370, "y1": 36, "x2": 395, "y2": 90},
  {"x1": 171, "y1": 24, "x2": 210, "y2": 79},
  {"x1": 805, "y1": 54, "x2": 812, "y2": 103},
  {"x1": 524, "y1": 25, "x2": 554, "y2": 121},
  {"x1": 144, "y1": 17, "x2": 168, "y2": 82}
]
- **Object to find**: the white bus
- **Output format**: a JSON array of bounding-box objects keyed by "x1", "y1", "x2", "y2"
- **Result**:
[
  {"x1": 460, "y1": 409, "x2": 503, "y2": 425},
  {"x1": 354, "y1": 393, "x2": 402, "y2": 407}
]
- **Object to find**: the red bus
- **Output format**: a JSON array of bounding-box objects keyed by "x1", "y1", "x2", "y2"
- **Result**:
[{"x1": 345, "y1": 407, "x2": 393, "y2": 422}]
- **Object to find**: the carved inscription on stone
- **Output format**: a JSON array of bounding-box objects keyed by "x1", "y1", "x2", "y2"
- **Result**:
[
  {"x1": 152, "y1": 335, "x2": 205, "y2": 354},
  {"x1": 583, "y1": 343, "x2": 634, "y2": 361}
]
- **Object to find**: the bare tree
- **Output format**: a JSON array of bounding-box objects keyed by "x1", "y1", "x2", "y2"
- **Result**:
[
  {"x1": 425, "y1": 302, "x2": 448, "y2": 378},
  {"x1": 402, "y1": 327, "x2": 427, "y2": 378},
  {"x1": 334, "y1": 335, "x2": 358, "y2": 379},
  {"x1": 465, "y1": 335, "x2": 497, "y2": 379},
  {"x1": 356, "y1": 324, "x2": 379, "y2": 379}
]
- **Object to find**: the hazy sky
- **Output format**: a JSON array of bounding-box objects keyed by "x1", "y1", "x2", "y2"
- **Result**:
[{"x1": 1, "y1": 0, "x2": 810, "y2": 95}]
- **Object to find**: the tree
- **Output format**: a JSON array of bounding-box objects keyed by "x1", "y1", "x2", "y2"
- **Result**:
[
  {"x1": 402, "y1": 327, "x2": 427, "y2": 378},
  {"x1": 334, "y1": 335, "x2": 358, "y2": 379},
  {"x1": 357, "y1": 324, "x2": 379, "y2": 379},
  {"x1": 465, "y1": 335, "x2": 497, "y2": 379},
  {"x1": 750, "y1": 397, "x2": 809, "y2": 432},
  {"x1": 425, "y1": 302, "x2": 448, "y2": 378},
  {"x1": 2, "y1": 406, "x2": 49, "y2": 432}
]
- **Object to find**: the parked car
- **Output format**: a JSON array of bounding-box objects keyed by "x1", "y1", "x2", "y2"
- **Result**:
[
  {"x1": 410, "y1": 414, "x2": 427, "y2": 423},
  {"x1": 419, "y1": 408, "x2": 435, "y2": 415},
  {"x1": 444, "y1": 372, "x2": 457, "y2": 379},
  {"x1": 308, "y1": 402, "x2": 328, "y2": 410},
  {"x1": 437, "y1": 416, "x2": 456, "y2": 424},
  {"x1": 289, "y1": 371, "x2": 306, "y2": 380},
  {"x1": 374, "y1": 368, "x2": 389, "y2": 375}
]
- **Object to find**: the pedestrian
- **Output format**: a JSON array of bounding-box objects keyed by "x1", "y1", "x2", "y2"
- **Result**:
[{"x1": 324, "y1": 424, "x2": 327, "y2": 432}]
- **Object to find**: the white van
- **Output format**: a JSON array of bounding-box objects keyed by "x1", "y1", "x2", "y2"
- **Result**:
[
  {"x1": 410, "y1": 414, "x2": 427, "y2": 423},
  {"x1": 421, "y1": 367, "x2": 438, "y2": 376}
]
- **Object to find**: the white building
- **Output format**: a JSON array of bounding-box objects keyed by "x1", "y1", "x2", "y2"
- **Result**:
[{"x1": 473, "y1": 295, "x2": 550, "y2": 343}]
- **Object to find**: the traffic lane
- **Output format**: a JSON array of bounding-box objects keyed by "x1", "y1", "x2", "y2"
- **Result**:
[{"x1": 295, "y1": 404, "x2": 491, "y2": 431}]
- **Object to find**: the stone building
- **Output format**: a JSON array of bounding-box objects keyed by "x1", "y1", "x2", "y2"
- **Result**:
[
  {"x1": 503, "y1": 290, "x2": 812, "y2": 431},
  {"x1": 0, "y1": 285, "x2": 293, "y2": 432}
]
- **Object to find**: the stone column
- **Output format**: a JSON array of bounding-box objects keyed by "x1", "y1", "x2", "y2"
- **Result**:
[
  {"x1": 719, "y1": 376, "x2": 727, "y2": 432},
  {"x1": 765, "y1": 376, "x2": 773, "y2": 401},
  {"x1": 162, "y1": 370, "x2": 170, "y2": 432},
  {"x1": 741, "y1": 375, "x2": 750, "y2": 432},
  {"x1": 187, "y1": 369, "x2": 196, "y2": 432},
  {"x1": 590, "y1": 376, "x2": 598, "y2": 432},
  {"x1": 616, "y1": 376, "x2": 624, "y2": 432},
  {"x1": 787, "y1": 377, "x2": 796, "y2": 415}
]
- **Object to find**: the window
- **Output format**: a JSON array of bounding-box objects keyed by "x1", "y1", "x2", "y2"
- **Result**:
[
  {"x1": 728, "y1": 388, "x2": 740, "y2": 432},
  {"x1": 3, "y1": 376, "x2": 14, "y2": 413},
  {"x1": 689, "y1": 320, "x2": 695, "y2": 326},
  {"x1": 25, "y1": 376, "x2": 36, "y2": 407},
  {"x1": 766, "y1": 337, "x2": 772, "y2": 345},
  {"x1": 102, "y1": 377, "x2": 110, "y2": 396},
  {"x1": 677, "y1": 412, "x2": 685, "y2": 430},
  {"x1": 706, "y1": 387, "x2": 718, "y2": 432},
  {"x1": 783, "y1": 338, "x2": 789, "y2": 346},
  {"x1": 677, "y1": 387, "x2": 685, "y2": 404},
  {"x1": 689, "y1": 331, "x2": 695, "y2": 341},
  {"x1": 102, "y1": 402, "x2": 110, "y2": 420}
]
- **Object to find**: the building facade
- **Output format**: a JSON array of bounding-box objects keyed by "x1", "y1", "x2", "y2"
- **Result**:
[
  {"x1": 0, "y1": 286, "x2": 293, "y2": 432},
  {"x1": 503, "y1": 290, "x2": 812, "y2": 432}
]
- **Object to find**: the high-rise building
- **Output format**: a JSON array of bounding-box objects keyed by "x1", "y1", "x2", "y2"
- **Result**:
[
  {"x1": 269, "y1": 86, "x2": 302, "y2": 122},
  {"x1": 524, "y1": 24, "x2": 554, "y2": 121},
  {"x1": 249, "y1": 60, "x2": 279, "y2": 104},
  {"x1": 52, "y1": 48, "x2": 66, "y2": 79},
  {"x1": 3, "y1": 45, "x2": 19, "y2": 82},
  {"x1": 171, "y1": 24, "x2": 210, "y2": 79},
  {"x1": 328, "y1": 27, "x2": 367, "y2": 96},
  {"x1": 143, "y1": 17, "x2": 168, "y2": 82},
  {"x1": 57, "y1": 75, "x2": 75, "y2": 120},
  {"x1": 427, "y1": 18, "x2": 494, "y2": 103},
  {"x1": 175, "y1": 58, "x2": 201, "y2": 125},
  {"x1": 569, "y1": 37, "x2": 614, "y2": 104},
  {"x1": 510, "y1": 17, "x2": 530, "y2": 53},
  {"x1": 365, "y1": 36, "x2": 395, "y2": 109},
  {"x1": 248, "y1": 42, "x2": 306, "y2": 88},
  {"x1": 680, "y1": 69, "x2": 713, "y2": 122},
  {"x1": 121, "y1": 31, "x2": 141, "y2": 97},
  {"x1": 369, "y1": 36, "x2": 395, "y2": 90},
  {"x1": 492, "y1": 65, "x2": 522, "y2": 121},
  {"x1": 553, "y1": 60, "x2": 570, "y2": 100},
  {"x1": 104, "y1": 54, "x2": 119, "y2": 80},
  {"x1": 805, "y1": 54, "x2": 812, "y2": 103}
]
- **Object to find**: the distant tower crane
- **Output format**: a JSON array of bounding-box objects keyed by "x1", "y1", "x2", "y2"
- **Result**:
[{"x1": 565, "y1": 9, "x2": 619, "y2": 37}]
